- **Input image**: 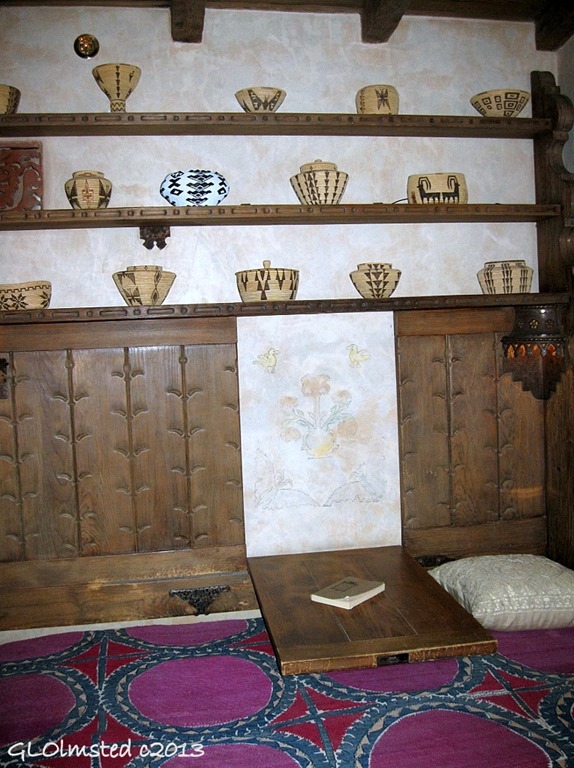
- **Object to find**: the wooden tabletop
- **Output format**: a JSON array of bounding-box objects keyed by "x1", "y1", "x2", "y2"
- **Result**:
[{"x1": 248, "y1": 545, "x2": 497, "y2": 675}]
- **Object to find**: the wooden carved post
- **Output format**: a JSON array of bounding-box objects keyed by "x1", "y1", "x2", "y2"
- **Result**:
[{"x1": 531, "y1": 70, "x2": 574, "y2": 567}]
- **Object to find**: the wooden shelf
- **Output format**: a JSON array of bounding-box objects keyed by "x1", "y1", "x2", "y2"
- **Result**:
[
  {"x1": 0, "y1": 112, "x2": 552, "y2": 139},
  {"x1": 0, "y1": 292, "x2": 568, "y2": 325},
  {"x1": 0, "y1": 203, "x2": 559, "y2": 232}
]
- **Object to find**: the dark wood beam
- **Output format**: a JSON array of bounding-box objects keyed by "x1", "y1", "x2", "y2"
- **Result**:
[
  {"x1": 170, "y1": 0, "x2": 206, "y2": 42},
  {"x1": 361, "y1": 0, "x2": 408, "y2": 42},
  {"x1": 535, "y1": 0, "x2": 574, "y2": 50}
]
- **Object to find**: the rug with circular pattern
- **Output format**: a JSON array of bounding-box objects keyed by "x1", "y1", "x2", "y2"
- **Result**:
[{"x1": 1, "y1": 618, "x2": 573, "y2": 767}]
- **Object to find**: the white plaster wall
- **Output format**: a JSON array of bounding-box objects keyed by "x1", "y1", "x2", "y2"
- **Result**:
[{"x1": 0, "y1": 9, "x2": 558, "y2": 555}]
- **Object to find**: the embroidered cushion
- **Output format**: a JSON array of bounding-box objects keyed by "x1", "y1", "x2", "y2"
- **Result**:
[{"x1": 431, "y1": 554, "x2": 574, "y2": 631}]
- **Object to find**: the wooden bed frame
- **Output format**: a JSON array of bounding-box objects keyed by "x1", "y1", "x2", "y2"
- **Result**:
[
  {"x1": 0, "y1": 299, "x2": 565, "y2": 631},
  {"x1": 0, "y1": 71, "x2": 573, "y2": 632}
]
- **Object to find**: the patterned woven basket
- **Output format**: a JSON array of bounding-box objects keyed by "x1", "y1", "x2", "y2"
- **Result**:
[
  {"x1": 0, "y1": 84, "x2": 20, "y2": 115},
  {"x1": 290, "y1": 159, "x2": 348, "y2": 205},
  {"x1": 407, "y1": 173, "x2": 468, "y2": 204},
  {"x1": 0, "y1": 281, "x2": 51, "y2": 310},
  {"x1": 236, "y1": 260, "x2": 299, "y2": 302},
  {"x1": 477, "y1": 260, "x2": 533, "y2": 294},
  {"x1": 235, "y1": 87, "x2": 286, "y2": 112},
  {"x1": 470, "y1": 89, "x2": 529, "y2": 118},
  {"x1": 113, "y1": 265, "x2": 176, "y2": 306},
  {"x1": 355, "y1": 84, "x2": 399, "y2": 115},
  {"x1": 350, "y1": 263, "x2": 401, "y2": 299},
  {"x1": 65, "y1": 170, "x2": 112, "y2": 210}
]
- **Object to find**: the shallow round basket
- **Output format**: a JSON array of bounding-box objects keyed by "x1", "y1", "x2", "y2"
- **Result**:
[
  {"x1": 477, "y1": 260, "x2": 533, "y2": 294},
  {"x1": 355, "y1": 84, "x2": 399, "y2": 115},
  {"x1": 0, "y1": 84, "x2": 21, "y2": 115},
  {"x1": 236, "y1": 260, "x2": 299, "y2": 302},
  {"x1": 235, "y1": 87, "x2": 286, "y2": 113},
  {"x1": 112, "y1": 265, "x2": 176, "y2": 306},
  {"x1": 407, "y1": 172, "x2": 467, "y2": 204},
  {"x1": 470, "y1": 89, "x2": 529, "y2": 118},
  {"x1": 0, "y1": 281, "x2": 51, "y2": 310},
  {"x1": 350, "y1": 263, "x2": 401, "y2": 299}
]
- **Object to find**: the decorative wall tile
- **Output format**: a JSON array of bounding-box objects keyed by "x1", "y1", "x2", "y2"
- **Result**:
[{"x1": 0, "y1": 142, "x2": 42, "y2": 210}]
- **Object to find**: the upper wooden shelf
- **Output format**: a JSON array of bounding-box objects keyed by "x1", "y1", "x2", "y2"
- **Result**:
[
  {"x1": 0, "y1": 292, "x2": 569, "y2": 326},
  {"x1": 0, "y1": 203, "x2": 559, "y2": 232},
  {"x1": 0, "y1": 112, "x2": 552, "y2": 139}
]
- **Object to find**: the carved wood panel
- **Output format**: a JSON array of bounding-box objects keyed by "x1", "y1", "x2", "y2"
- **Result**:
[
  {"x1": 396, "y1": 308, "x2": 546, "y2": 558},
  {"x1": 0, "y1": 342, "x2": 243, "y2": 563}
]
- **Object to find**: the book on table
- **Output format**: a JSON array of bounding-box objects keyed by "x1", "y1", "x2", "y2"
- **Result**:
[{"x1": 311, "y1": 576, "x2": 385, "y2": 609}]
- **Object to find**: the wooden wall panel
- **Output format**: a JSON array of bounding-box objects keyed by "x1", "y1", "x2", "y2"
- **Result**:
[
  {"x1": 185, "y1": 344, "x2": 243, "y2": 548},
  {"x1": 449, "y1": 333, "x2": 499, "y2": 526},
  {"x1": 0, "y1": 350, "x2": 79, "y2": 561},
  {"x1": 397, "y1": 309, "x2": 546, "y2": 559},
  {"x1": 0, "y1": 351, "x2": 24, "y2": 561},
  {"x1": 396, "y1": 335, "x2": 451, "y2": 531},
  {"x1": 0, "y1": 338, "x2": 244, "y2": 563},
  {"x1": 73, "y1": 347, "x2": 137, "y2": 555},
  {"x1": 125, "y1": 345, "x2": 190, "y2": 553}
]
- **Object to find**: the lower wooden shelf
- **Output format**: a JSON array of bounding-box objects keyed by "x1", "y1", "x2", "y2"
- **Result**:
[
  {"x1": 0, "y1": 203, "x2": 560, "y2": 231},
  {"x1": 0, "y1": 292, "x2": 569, "y2": 325}
]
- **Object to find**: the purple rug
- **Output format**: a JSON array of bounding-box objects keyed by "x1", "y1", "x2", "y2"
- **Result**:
[{"x1": 1, "y1": 618, "x2": 573, "y2": 767}]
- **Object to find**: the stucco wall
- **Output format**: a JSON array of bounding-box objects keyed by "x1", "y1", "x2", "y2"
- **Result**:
[{"x1": 0, "y1": 8, "x2": 559, "y2": 555}]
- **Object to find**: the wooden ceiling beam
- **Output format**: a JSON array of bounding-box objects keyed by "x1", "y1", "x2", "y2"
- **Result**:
[
  {"x1": 2, "y1": 0, "x2": 573, "y2": 49},
  {"x1": 535, "y1": 0, "x2": 574, "y2": 50},
  {"x1": 170, "y1": 0, "x2": 206, "y2": 42},
  {"x1": 361, "y1": 0, "x2": 408, "y2": 43}
]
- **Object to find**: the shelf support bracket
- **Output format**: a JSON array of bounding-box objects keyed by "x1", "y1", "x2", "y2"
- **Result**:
[
  {"x1": 501, "y1": 303, "x2": 569, "y2": 400},
  {"x1": 140, "y1": 225, "x2": 170, "y2": 250}
]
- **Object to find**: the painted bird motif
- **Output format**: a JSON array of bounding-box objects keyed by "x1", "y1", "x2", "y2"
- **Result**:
[
  {"x1": 254, "y1": 347, "x2": 279, "y2": 373},
  {"x1": 347, "y1": 344, "x2": 370, "y2": 368}
]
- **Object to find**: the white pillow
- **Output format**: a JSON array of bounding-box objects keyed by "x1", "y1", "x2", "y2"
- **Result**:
[{"x1": 430, "y1": 554, "x2": 574, "y2": 631}]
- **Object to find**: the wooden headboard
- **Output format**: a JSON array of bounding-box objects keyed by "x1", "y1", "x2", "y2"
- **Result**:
[{"x1": 0, "y1": 304, "x2": 547, "y2": 629}]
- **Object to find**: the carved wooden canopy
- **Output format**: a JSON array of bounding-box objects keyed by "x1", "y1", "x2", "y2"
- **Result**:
[{"x1": 4, "y1": 0, "x2": 574, "y2": 50}]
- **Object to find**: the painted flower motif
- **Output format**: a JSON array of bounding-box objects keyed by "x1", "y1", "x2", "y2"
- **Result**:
[{"x1": 281, "y1": 374, "x2": 355, "y2": 458}]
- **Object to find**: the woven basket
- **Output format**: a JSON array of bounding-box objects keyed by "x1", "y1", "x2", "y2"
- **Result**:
[
  {"x1": 470, "y1": 89, "x2": 529, "y2": 118},
  {"x1": 477, "y1": 260, "x2": 533, "y2": 294},
  {"x1": 0, "y1": 281, "x2": 51, "y2": 310},
  {"x1": 0, "y1": 84, "x2": 20, "y2": 115},
  {"x1": 65, "y1": 171, "x2": 112, "y2": 209},
  {"x1": 236, "y1": 260, "x2": 299, "y2": 302},
  {"x1": 290, "y1": 159, "x2": 348, "y2": 205},
  {"x1": 355, "y1": 84, "x2": 399, "y2": 115},
  {"x1": 407, "y1": 173, "x2": 468, "y2": 204},
  {"x1": 350, "y1": 263, "x2": 401, "y2": 299},
  {"x1": 113, "y1": 265, "x2": 176, "y2": 306},
  {"x1": 92, "y1": 63, "x2": 141, "y2": 112},
  {"x1": 235, "y1": 87, "x2": 286, "y2": 112}
]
